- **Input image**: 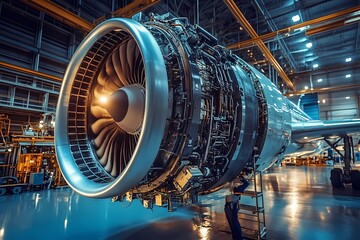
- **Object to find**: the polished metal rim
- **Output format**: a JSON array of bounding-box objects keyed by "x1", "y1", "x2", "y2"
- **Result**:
[{"x1": 55, "y1": 18, "x2": 168, "y2": 198}]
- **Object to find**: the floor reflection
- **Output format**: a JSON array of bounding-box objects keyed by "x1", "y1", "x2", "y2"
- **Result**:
[{"x1": 0, "y1": 166, "x2": 359, "y2": 240}]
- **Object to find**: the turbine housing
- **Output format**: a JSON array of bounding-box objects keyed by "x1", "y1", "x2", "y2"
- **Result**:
[{"x1": 55, "y1": 14, "x2": 270, "y2": 203}]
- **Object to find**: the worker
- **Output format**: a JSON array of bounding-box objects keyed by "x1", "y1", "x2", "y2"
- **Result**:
[
  {"x1": 225, "y1": 176, "x2": 249, "y2": 240},
  {"x1": 46, "y1": 171, "x2": 54, "y2": 189}
]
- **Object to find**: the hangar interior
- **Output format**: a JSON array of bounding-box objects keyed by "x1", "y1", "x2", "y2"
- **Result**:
[{"x1": 0, "y1": 0, "x2": 360, "y2": 239}]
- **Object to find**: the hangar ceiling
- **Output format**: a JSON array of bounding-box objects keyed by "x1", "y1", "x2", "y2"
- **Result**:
[{"x1": 0, "y1": 0, "x2": 359, "y2": 125}]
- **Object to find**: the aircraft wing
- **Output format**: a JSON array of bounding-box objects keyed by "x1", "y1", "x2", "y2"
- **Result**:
[{"x1": 291, "y1": 119, "x2": 360, "y2": 143}]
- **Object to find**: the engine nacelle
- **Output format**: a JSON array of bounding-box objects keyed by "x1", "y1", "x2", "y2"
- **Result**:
[{"x1": 55, "y1": 14, "x2": 305, "y2": 205}]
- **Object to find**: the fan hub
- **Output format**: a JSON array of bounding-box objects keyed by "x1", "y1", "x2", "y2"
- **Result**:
[{"x1": 106, "y1": 85, "x2": 145, "y2": 134}]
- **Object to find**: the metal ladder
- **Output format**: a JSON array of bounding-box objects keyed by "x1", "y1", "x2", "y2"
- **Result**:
[{"x1": 238, "y1": 155, "x2": 266, "y2": 239}]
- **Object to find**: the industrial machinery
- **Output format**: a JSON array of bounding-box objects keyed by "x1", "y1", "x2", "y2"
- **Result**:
[
  {"x1": 0, "y1": 112, "x2": 65, "y2": 188},
  {"x1": 0, "y1": 176, "x2": 27, "y2": 196},
  {"x1": 55, "y1": 14, "x2": 360, "y2": 209}
]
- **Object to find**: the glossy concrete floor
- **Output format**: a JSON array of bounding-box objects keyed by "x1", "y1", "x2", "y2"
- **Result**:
[{"x1": 1, "y1": 166, "x2": 359, "y2": 240}]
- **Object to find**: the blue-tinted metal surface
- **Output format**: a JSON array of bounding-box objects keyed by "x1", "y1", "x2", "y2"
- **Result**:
[{"x1": 246, "y1": 65, "x2": 292, "y2": 171}]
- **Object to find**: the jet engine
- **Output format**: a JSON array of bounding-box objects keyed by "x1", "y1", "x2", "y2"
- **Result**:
[{"x1": 55, "y1": 14, "x2": 307, "y2": 206}]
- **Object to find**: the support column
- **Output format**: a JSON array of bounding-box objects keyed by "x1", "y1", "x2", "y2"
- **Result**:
[
  {"x1": 43, "y1": 92, "x2": 49, "y2": 112},
  {"x1": 34, "y1": 12, "x2": 44, "y2": 71},
  {"x1": 9, "y1": 86, "x2": 15, "y2": 106},
  {"x1": 27, "y1": 91, "x2": 30, "y2": 109},
  {"x1": 68, "y1": 31, "x2": 77, "y2": 59},
  {"x1": 343, "y1": 136, "x2": 351, "y2": 182}
]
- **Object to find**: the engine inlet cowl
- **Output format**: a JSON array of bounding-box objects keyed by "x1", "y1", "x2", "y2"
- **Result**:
[{"x1": 55, "y1": 18, "x2": 169, "y2": 198}]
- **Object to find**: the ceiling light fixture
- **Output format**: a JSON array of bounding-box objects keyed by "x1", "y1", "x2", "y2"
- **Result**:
[
  {"x1": 346, "y1": 96, "x2": 350, "y2": 99},
  {"x1": 345, "y1": 57, "x2": 352, "y2": 62},
  {"x1": 304, "y1": 86, "x2": 309, "y2": 90},
  {"x1": 346, "y1": 74, "x2": 351, "y2": 78},
  {"x1": 292, "y1": 15, "x2": 300, "y2": 22},
  {"x1": 306, "y1": 42, "x2": 312, "y2": 48},
  {"x1": 322, "y1": 99, "x2": 326, "y2": 104},
  {"x1": 313, "y1": 63, "x2": 318, "y2": 68},
  {"x1": 317, "y1": 78, "x2": 323, "y2": 82}
]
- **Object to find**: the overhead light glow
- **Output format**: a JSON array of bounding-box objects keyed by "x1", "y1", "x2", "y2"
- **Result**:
[
  {"x1": 100, "y1": 96, "x2": 108, "y2": 103},
  {"x1": 317, "y1": 78, "x2": 323, "y2": 82},
  {"x1": 346, "y1": 96, "x2": 350, "y2": 99},
  {"x1": 345, "y1": 57, "x2": 352, "y2": 62},
  {"x1": 306, "y1": 42, "x2": 312, "y2": 48},
  {"x1": 313, "y1": 63, "x2": 318, "y2": 68},
  {"x1": 289, "y1": 94, "x2": 294, "y2": 97},
  {"x1": 346, "y1": 74, "x2": 351, "y2": 78},
  {"x1": 322, "y1": 99, "x2": 326, "y2": 104},
  {"x1": 345, "y1": 16, "x2": 360, "y2": 25},
  {"x1": 292, "y1": 15, "x2": 300, "y2": 22},
  {"x1": 304, "y1": 86, "x2": 309, "y2": 90}
]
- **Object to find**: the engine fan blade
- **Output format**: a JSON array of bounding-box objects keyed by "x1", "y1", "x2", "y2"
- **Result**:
[
  {"x1": 126, "y1": 39, "x2": 136, "y2": 84},
  {"x1": 97, "y1": 68, "x2": 107, "y2": 87},
  {"x1": 140, "y1": 64, "x2": 145, "y2": 87},
  {"x1": 91, "y1": 118, "x2": 115, "y2": 135},
  {"x1": 99, "y1": 128, "x2": 119, "y2": 167},
  {"x1": 94, "y1": 123, "x2": 117, "y2": 149},
  {"x1": 104, "y1": 136, "x2": 115, "y2": 172},
  {"x1": 133, "y1": 46, "x2": 143, "y2": 86},
  {"x1": 119, "y1": 134, "x2": 128, "y2": 173},
  {"x1": 110, "y1": 136, "x2": 120, "y2": 177},
  {"x1": 104, "y1": 58, "x2": 123, "y2": 89},
  {"x1": 91, "y1": 105, "x2": 111, "y2": 118},
  {"x1": 112, "y1": 44, "x2": 128, "y2": 86},
  {"x1": 119, "y1": 42, "x2": 131, "y2": 85}
]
